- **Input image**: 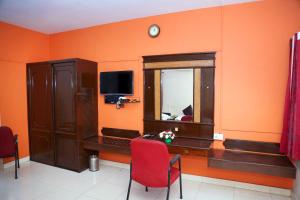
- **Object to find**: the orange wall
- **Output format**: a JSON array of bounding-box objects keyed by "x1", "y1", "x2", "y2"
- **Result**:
[
  {"x1": 221, "y1": 0, "x2": 300, "y2": 141},
  {"x1": 0, "y1": 22, "x2": 50, "y2": 161},
  {"x1": 50, "y1": 6, "x2": 222, "y2": 134},
  {"x1": 98, "y1": 61, "x2": 144, "y2": 132},
  {"x1": 49, "y1": 0, "x2": 300, "y2": 143},
  {"x1": 1, "y1": 0, "x2": 300, "y2": 188},
  {"x1": 49, "y1": 0, "x2": 300, "y2": 188}
]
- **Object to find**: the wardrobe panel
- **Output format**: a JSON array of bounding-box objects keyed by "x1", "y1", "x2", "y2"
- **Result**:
[
  {"x1": 29, "y1": 130, "x2": 54, "y2": 165},
  {"x1": 27, "y1": 63, "x2": 53, "y2": 131},
  {"x1": 27, "y1": 63, "x2": 54, "y2": 165},
  {"x1": 55, "y1": 134, "x2": 78, "y2": 171},
  {"x1": 53, "y1": 63, "x2": 76, "y2": 133}
]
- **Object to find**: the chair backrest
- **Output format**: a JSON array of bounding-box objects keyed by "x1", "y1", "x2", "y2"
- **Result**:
[
  {"x1": 0, "y1": 126, "x2": 15, "y2": 157},
  {"x1": 131, "y1": 138, "x2": 170, "y2": 187}
]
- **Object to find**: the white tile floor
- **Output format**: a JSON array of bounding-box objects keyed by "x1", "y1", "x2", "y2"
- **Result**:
[{"x1": 0, "y1": 161, "x2": 291, "y2": 200}]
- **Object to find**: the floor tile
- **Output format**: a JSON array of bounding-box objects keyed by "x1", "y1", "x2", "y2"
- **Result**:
[
  {"x1": 83, "y1": 181, "x2": 127, "y2": 200},
  {"x1": 0, "y1": 178, "x2": 54, "y2": 200},
  {"x1": 76, "y1": 196, "x2": 99, "y2": 200},
  {"x1": 0, "y1": 161, "x2": 291, "y2": 200},
  {"x1": 234, "y1": 188, "x2": 271, "y2": 200},
  {"x1": 270, "y1": 194, "x2": 291, "y2": 200},
  {"x1": 194, "y1": 183, "x2": 234, "y2": 200},
  {"x1": 33, "y1": 186, "x2": 82, "y2": 200},
  {"x1": 118, "y1": 186, "x2": 163, "y2": 200},
  {"x1": 155, "y1": 179, "x2": 200, "y2": 200}
]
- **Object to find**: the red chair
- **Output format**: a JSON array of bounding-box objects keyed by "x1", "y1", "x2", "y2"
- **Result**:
[
  {"x1": 126, "y1": 138, "x2": 183, "y2": 200},
  {"x1": 0, "y1": 126, "x2": 20, "y2": 179}
]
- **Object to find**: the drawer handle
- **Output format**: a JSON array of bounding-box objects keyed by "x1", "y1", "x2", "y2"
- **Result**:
[{"x1": 184, "y1": 149, "x2": 189, "y2": 154}]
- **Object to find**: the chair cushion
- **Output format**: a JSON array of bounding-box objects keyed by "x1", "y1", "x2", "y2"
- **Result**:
[{"x1": 0, "y1": 126, "x2": 16, "y2": 157}]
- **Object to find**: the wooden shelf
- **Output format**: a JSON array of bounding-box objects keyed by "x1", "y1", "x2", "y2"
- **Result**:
[
  {"x1": 83, "y1": 136, "x2": 131, "y2": 154},
  {"x1": 208, "y1": 149, "x2": 296, "y2": 178},
  {"x1": 83, "y1": 127, "x2": 213, "y2": 156},
  {"x1": 223, "y1": 139, "x2": 281, "y2": 154},
  {"x1": 101, "y1": 127, "x2": 140, "y2": 138}
]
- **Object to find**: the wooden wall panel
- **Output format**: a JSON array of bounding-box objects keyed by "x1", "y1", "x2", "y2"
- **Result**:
[
  {"x1": 144, "y1": 70, "x2": 155, "y2": 120},
  {"x1": 194, "y1": 68, "x2": 201, "y2": 123},
  {"x1": 154, "y1": 70, "x2": 161, "y2": 120},
  {"x1": 144, "y1": 60, "x2": 214, "y2": 69},
  {"x1": 201, "y1": 68, "x2": 215, "y2": 124}
]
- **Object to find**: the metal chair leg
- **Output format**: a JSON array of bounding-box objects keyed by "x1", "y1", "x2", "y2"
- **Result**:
[
  {"x1": 179, "y1": 172, "x2": 183, "y2": 199},
  {"x1": 126, "y1": 162, "x2": 132, "y2": 200},
  {"x1": 14, "y1": 154, "x2": 18, "y2": 179},
  {"x1": 126, "y1": 178, "x2": 132, "y2": 200},
  {"x1": 166, "y1": 184, "x2": 170, "y2": 200},
  {"x1": 145, "y1": 186, "x2": 148, "y2": 192},
  {"x1": 166, "y1": 168, "x2": 170, "y2": 200},
  {"x1": 179, "y1": 159, "x2": 183, "y2": 199},
  {"x1": 17, "y1": 146, "x2": 20, "y2": 168}
]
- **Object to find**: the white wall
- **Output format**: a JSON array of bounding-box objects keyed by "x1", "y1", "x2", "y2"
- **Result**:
[{"x1": 161, "y1": 69, "x2": 193, "y2": 116}]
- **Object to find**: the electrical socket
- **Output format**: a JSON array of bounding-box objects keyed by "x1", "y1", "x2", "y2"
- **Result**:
[
  {"x1": 174, "y1": 127, "x2": 179, "y2": 132},
  {"x1": 213, "y1": 133, "x2": 224, "y2": 141}
]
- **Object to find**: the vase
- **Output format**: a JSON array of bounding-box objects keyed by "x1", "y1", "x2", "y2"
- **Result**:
[{"x1": 165, "y1": 138, "x2": 172, "y2": 144}]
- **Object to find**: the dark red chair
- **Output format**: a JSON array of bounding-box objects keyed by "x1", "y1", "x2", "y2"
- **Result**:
[
  {"x1": 0, "y1": 126, "x2": 20, "y2": 179},
  {"x1": 126, "y1": 138, "x2": 183, "y2": 200}
]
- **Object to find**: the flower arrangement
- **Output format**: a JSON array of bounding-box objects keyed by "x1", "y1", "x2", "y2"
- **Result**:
[{"x1": 159, "y1": 129, "x2": 175, "y2": 144}]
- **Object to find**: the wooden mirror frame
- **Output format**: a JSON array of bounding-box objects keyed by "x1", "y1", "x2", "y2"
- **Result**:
[{"x1": 143, "y1": 52, "x2": 216, "y2": 140}]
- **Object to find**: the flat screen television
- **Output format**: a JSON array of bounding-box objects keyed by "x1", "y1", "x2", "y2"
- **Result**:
[{"x1": 100, "y1": 70, "x2": 133, "y2": 95}]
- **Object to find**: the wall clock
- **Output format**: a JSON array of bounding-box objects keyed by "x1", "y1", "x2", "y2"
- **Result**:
[{"x1": 148, "y1": 24, "x2": 160, "y2": 38}]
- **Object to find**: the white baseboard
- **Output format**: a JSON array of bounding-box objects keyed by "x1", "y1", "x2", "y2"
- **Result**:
[
  {"x1": 100, "y1": 159, "x2": 291, "y2": 197},
  {"x1": 3, "y1": 156, "x2": 30, "y2": 169}
]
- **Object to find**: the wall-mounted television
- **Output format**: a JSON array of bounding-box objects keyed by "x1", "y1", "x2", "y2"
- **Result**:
[{"x1": 100, "y1": 70, "x2": 133, "y2": 95}]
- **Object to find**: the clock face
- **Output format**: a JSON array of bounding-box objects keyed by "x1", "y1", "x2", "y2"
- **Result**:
[{"x1": 148, "y1": 24, "x2": 160, "y2": 38}]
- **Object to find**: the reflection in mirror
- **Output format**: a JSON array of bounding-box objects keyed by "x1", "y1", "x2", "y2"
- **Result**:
[{"x1": 161, "y1": 69, "x2": 193, "y2": 122}]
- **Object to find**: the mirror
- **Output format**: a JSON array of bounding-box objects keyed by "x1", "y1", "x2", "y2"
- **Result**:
[{"x1": 161, "y1": 69, "x2": 194, "y2": 122}]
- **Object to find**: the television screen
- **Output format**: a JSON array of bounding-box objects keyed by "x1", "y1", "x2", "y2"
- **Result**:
[{"x1": 100, "y1": 71, "x2": 133, "y2": 95}]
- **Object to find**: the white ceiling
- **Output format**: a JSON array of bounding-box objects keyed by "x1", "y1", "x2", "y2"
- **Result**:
[{"x1": 0, "y1": 0, "x2": 256, "y2": 34}]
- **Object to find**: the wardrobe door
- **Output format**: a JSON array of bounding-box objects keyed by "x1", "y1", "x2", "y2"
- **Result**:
[
  {"x1": 53, "y1": 62, "x2": 78, "y2": 170},
  {"x1": 27, "y1": 63, "x2": 54, "y2": 165}
]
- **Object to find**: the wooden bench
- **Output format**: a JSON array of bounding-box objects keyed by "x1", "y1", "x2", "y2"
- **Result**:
[
  {"x1": 223, "y1": 139, "x2": 280, "y2": 154},
  {"x1": 208, "y1": 139, "x2": 296, "y2": 178}
]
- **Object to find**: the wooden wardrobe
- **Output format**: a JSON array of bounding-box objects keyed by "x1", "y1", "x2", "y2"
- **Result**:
[{"x1": 26, "y1": 58, "x2": 98, "y2": 172}]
